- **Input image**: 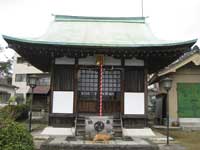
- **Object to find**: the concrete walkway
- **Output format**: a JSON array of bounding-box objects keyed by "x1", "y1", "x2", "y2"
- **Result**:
[
  {"x1": 123, "y1": 128, "x2": 155, "y2": 137},
  {"x1": 41, "y1": 127, "x2": 75, "y2": 136}
]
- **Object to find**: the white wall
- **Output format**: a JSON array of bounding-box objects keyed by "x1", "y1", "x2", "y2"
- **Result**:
[{"x1": 0, "y1": 86, "x2": 15, "y2": 97}]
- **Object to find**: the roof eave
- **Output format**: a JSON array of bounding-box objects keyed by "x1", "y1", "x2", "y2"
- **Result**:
[
  {"x1": 2, "y1": 35, "x2": 197, "y2": 48},
  {"x1": 158, "y1": 51, "x2": 200, "y2": 76}
]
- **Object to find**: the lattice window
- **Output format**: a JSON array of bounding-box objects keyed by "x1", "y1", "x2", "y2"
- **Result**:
[
  {"x1": 78, "y1": 69, "x2": 98, "y2": 100},
  {"x1": 102, "y1": 70, "x2": 121, "y2": 101},
  {"x1": 78, "y1": 68, "x2": 121, "y2": 101}
]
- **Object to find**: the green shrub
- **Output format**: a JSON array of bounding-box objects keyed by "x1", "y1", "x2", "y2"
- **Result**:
[
  {"x1": 15, "y1": 104, "x2": 29, "y2": 121},
  {"x1": 0, "y1": 119, "x2": 34, "y2": 150},
  {"x1": 0, "y1": 104, "x2": 28, "y2": 121}
]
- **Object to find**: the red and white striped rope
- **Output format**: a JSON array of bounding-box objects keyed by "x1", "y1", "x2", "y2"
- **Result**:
[{"x1": 99, "y1": 63, "x2": 103, "y2": 116}]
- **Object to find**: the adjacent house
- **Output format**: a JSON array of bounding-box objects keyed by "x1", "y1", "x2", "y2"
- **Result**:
[
  {"x1": 150, "y1": 46, "x2": 200, "y2": 126},
  {"x1": 12, "y1": 53, "x2": 50, "y2": 114},
  {"x1": 0, "y1": 77, "x2": 17, "y2": 106},
  {"x1": 3, "y1": 15, "x2": 196, "y2": 130},
  {"x1": 12, "y1": 53, "x2": 43, "y2": 102}
]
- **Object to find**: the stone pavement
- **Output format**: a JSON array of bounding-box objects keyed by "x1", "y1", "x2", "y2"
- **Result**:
[
  {"x1": 40, "y1": 136, "x2": 158, "y2": 150},
  {"x1": 32, "y1": 127, "x2": 186, "y2": 150},
  {"x1": 158, "y1": 144, "x2": 186, "y2": 150}
]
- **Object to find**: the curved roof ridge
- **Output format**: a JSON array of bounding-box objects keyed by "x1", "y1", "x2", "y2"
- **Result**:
[{"x1": 53, "y1": 14, "x2": 146, "y2": 23}]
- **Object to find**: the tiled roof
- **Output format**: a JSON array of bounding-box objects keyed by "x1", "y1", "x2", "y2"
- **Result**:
[
  {"x1": 158, "y1": 45, "x2": 200, "y2": 76},
  {"x1": 28, "y1": 85, "x2": 50, "y2": 94},
  {"x1": 2, "y1": 15, "x2": 197, "y2": 48}
]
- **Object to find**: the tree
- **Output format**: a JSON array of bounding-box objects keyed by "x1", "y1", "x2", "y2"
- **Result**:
[
  {"x1": 0, "y1": 61, "x2": 12, "y2": 77},
  {"x1": 0, "y1": 45, "x2": 13, "y2": 78}
]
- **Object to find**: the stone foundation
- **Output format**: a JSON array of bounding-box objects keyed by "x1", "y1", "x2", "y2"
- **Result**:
[{"x1": 40, "y1": 137, "x2": 158, "y2": 150}]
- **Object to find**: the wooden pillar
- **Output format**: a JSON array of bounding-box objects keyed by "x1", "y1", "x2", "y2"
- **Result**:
[
  {"x1": 73, "y1": 58, "x2": 78, "y2": 114},
  {"x1": 121, "y1": 57, "x2": 125, "y2": 115},
  {"x1": 49, "y1": 53, "x2": 55, "y2": 125},
  {"x1": 144, "y1": 60, "x2": 148, "y2": 126}
]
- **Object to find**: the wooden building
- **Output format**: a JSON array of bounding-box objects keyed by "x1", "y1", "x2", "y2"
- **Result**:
[
  {"x1": 150, "y1": 46, "x2": 200, "y2": 126},
  {"x1": 3, "y1": 15, "x2": 196, "y2": 128}
]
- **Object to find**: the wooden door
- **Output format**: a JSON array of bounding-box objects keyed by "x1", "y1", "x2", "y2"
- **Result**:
[
  {"x1": 177, "y1": 83, "x2": 200, "y2": 117},
  {"x1": 102, "y1": 69, "x2": 121, "y2": 114},
  {"x1": 77, "y1": 68, "x2": 99, "y2": 113}
]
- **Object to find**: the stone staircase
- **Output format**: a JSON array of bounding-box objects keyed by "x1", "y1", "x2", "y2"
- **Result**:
[
  {"x1": 75, "y1": 115, "x2": 86, "y2": 137},
  {"x1": 112, "y1": 115, "x2": 123, "y2": 137}
]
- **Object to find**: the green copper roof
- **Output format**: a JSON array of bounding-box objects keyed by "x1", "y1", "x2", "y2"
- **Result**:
[{"x1": 2, "y1": 15, "x2": 197, "y2": 48}]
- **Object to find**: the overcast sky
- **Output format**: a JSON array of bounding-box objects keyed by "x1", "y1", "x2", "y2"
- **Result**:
[{"x1": 0, "y1": 0, "x2": 200, "y2": 60}]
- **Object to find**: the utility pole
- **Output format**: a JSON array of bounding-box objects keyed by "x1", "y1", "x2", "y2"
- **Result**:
[{"x1": 141, "y1": 0, "x2": 144, "y2": 17}]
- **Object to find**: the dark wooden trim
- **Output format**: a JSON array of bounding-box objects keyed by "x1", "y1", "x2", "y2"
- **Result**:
[
  {"x1": 121, "y1": 58, "x2": 125, "y2": 114},
  {"x1": 49, "y1": 113, "x2": 74, "y2": 117},
  {"x1": 123, "y1": 114, "x2": 147, "y2": 119},
  {"x1": 49, "y1": 113, "x2": 75, "y2": 127},
  {"x1": 124, "y1": 66, "x2": 144, "y2": 69},
  {"x1": 52, "y1": 90, "x2": 74, "y2": 92},
  {"x1": 73, "y1": 58, "x2": 78, "y2": 113},
  {"x1": 77, "y1": 65, "x2": 123, "y2": 68},
  {"x1": 53, "y1": 65, "x2": 74, "y2": 91},
  {"x1": 54, "y1": 64, "x2": 74, "y2": 67}
]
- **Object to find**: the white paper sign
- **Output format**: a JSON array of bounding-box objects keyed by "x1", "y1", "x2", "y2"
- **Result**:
[
  {"x1": 104, "y1": 56, "x2": 121, "y2": 66},
  {"x1": 125, "y1": 57, "x2": 144, "y2": 66},
  {"x1": 55, "y1": 56, "x2": 75, "y2": 64},
  {"x1": 124, "y1": 92, "x2": 145, "y2": 114},
  {"x1": 52, "y1": 91, "x2": 74, "y2": 113},
  {"x1": 79, "y1": 56, "x2": 96, "y2": 65}
]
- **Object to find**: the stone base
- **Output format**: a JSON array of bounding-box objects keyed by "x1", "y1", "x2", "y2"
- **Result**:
[{"x1": 40, "y1": 137, "x2": 158, "y2": 150}]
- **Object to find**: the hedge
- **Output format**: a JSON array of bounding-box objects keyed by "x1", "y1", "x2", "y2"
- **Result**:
[{"x1": 0, "y1": 119, "x2": 34, "y2": 150}]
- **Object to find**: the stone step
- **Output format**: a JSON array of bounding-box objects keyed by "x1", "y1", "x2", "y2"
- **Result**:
[
  {"x1": 75, "y1": 116, "x2": 86, "y2": 136},
  {"x1": 76, "y1": 123, "x2": 85, "y2": 126},
  {"x1": 113, "y1": 124, "x2": 121, "y2": 128},
  {"x1": 76, "y1": 129, "x2": 85, "y2": 136},
  {"x1": 180, "y1": 122, "x2": 200, "y2": 126},
  {"x1": 113, "y1": 129, "x2": 122, "y2": 132},
  {"x1": 113, "y1": 119, "x2": 121, "y2": 121},
  {"x1": 182, "y1": 126, "x2": 200, "y2": 131}
]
